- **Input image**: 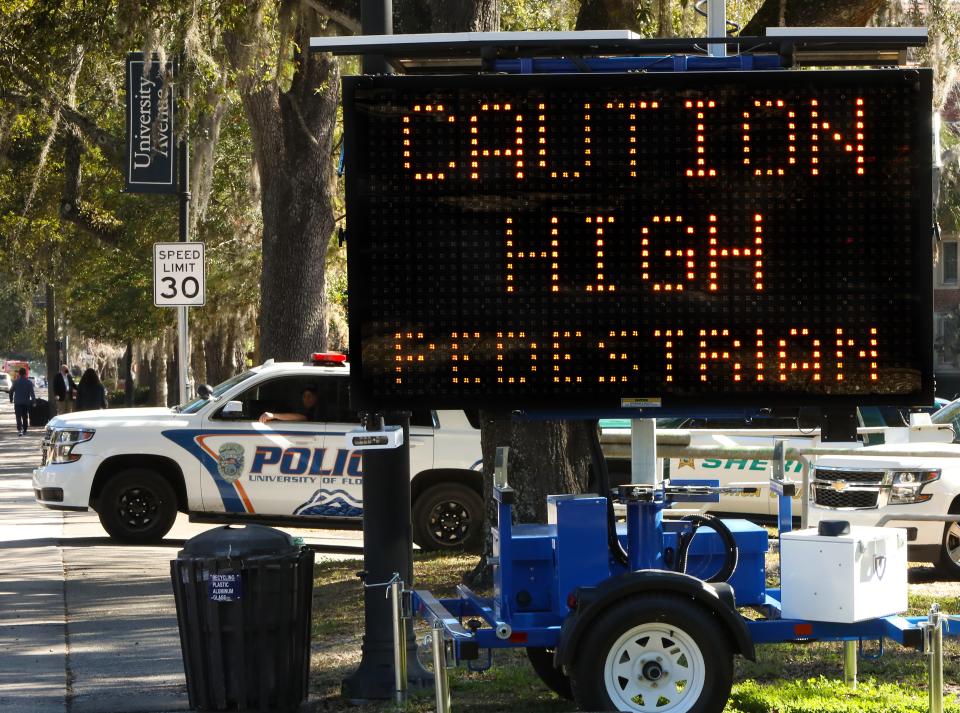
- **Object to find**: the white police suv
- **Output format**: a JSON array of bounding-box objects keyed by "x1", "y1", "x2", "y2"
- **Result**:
[{"x1": 32, "y1": 354, "x2": 483, "y2": 549}]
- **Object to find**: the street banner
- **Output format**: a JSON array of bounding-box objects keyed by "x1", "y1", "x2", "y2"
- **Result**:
[{"x1": 125, "y1": 53, "x2": 176, "y2": 193}]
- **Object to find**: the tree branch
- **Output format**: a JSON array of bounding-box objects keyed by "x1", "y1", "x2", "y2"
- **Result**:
[
  {"x1": 59, "y1": 128, "x2": 124, "y2": 244},
  {"x1": 303, "y1": 0, "x2": 361, "y2": 34},
  {"x1": 0, "y1": 87, "x2": 124, "y2": 167}
]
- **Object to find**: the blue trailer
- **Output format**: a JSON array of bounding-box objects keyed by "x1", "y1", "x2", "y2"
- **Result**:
[{"x1": 399, "y1": 446, "x2": 960, "y2": 712}]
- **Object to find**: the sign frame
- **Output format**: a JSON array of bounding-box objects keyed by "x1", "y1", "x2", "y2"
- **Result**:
[
  {"x1": 344, "y1": 69, "x2": 934, "y2": 411},
  {"x1": 153, "y1": 242, "x2": 206, "y2": 307},
  {"x1": 125, "y1": 53, "x2": 177, "y2": 194}
]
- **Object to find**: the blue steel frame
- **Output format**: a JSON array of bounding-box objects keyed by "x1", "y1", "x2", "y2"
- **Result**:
[{"x1": 411, "y1": 478, "x2": 960, "y2": 665}]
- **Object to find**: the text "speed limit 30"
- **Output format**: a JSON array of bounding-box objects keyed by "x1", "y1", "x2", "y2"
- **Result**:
[{"x1": 154, "y1": 242, "x2": 205, "y2": 307}]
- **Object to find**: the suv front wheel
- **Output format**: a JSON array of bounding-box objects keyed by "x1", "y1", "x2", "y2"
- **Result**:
[
  {"x1": 937, "y1": 520, "x2": 960, "y2": 578},
  {"x1": 412, "y1": 482, "x2": 483, "y2": 551},
  {"x1": 97, "y1": 468, "x2": 178, "y2": 543}
]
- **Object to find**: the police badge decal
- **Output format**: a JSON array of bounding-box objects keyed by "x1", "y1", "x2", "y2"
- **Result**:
[{"x1": 217, "y1": 443, "x2": 245, "y2": 483}]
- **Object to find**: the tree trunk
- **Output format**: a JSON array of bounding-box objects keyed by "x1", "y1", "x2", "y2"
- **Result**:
[
  {"x1": 576, "y1": 0, "x2": 645, "y2": 33},
  {"x1": 124, "y1": 342, "x2": 134, "y2": 407},
  {"x1": 155, "y1": 330, "x2": 169, "y2": 408},
  {"x1": 740, "y1": 0, "x2": 884, "y2": 36},
  {"x1": 225, "y1": 8, "x2": 339, "y2": 362},
  {"x1": 467, "y1": 412, "x2": 594, "y2": 587},
  {"x1": 192, "y1": 332, "x2": 207, "y2": 387},
  {"x1": 423, "y1": 0, "x2": 499, "y2": 31},
  {"x1": 138, "y1": 344, "x2": 156, "y2": 406}
]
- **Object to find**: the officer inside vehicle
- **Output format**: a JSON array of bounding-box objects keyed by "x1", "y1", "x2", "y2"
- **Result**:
[{"x1": 259, "y1": 386, "x2": 321, "y2": 423}]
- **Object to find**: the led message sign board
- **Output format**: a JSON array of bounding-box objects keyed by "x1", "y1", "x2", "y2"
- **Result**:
[{"x1": 344, "y1": 70, "x2": 933, "y2": 410}]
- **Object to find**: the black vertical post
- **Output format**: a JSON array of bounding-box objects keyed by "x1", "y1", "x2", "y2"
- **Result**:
[
  {"x1": 176, "y1": 52, "x2": 191, "y2": 406},
  {"x1": 360, "y1": 0, "x2": 392, "y2": 74},
  {"x1": 342, "y1": 412, "x2": 429, "y2": 700},
  {"x1": 343, "y1": 0, "x2": 430, "y2": 701},
  {"x1": 44, "y1": 284, "x2": 57, "y2": 419},
  {"x1": 178, "y1": 53, "x2": 190, "y2": 246}
]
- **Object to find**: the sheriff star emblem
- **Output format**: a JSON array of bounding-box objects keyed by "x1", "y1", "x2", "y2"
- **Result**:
[{"x1": 677, "y1": 457, "x2": 697, "y2": 469}]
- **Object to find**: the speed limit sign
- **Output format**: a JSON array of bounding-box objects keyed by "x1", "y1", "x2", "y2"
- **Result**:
[{"x1": 153, "y1": 242, "x2": 205, "y2": 306}]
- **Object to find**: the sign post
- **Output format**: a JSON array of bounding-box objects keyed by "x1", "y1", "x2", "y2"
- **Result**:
[{"x1": 126, "y1": 52, "x2": 192, "y2": 405}]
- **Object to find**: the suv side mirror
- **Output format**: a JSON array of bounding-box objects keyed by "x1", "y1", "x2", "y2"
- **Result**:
[{"x1": 220, "y1": 401, "x2": 244, "y2": 418}]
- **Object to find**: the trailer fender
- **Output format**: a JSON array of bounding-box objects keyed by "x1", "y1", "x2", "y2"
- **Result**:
[{"x1": 554, "y1": 569, "x2": 755, "y2": 667}]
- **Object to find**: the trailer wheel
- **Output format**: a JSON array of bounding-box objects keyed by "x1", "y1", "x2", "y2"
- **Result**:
[
  {"x1": 97, "y1": 469, "x2": 177, "y2": 543},
  {"x1": 569, "y1": 594, "x2": 732, "y2": 713},
  {"x1": 526, "y1": 647, "x2": 573, "y2": 700},
  {"x1": 412, "y1": 483, "x2": 483, "y2": 551},
  {"x1": 936, "y1": 520, "x2": 960, "y2": 578}
]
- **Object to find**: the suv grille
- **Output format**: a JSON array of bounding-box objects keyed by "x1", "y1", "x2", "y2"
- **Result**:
[
  {"x1": 811, "y1": 467, "x2": 885, "y2": 510},
  {"x1": 812, "y1": 469, "x2": 885, "y2": 484},
  {"x1": 812, "y1": 488, "x2": 879, "y2": 509}
]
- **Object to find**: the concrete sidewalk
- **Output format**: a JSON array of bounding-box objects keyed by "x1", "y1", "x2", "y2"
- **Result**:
[
  {"x1": 0, "y1": 398, "x2": 360, "y2": 713},
  {"x1": 0, "y1": 397, "x2": 188, "y2": 713}
]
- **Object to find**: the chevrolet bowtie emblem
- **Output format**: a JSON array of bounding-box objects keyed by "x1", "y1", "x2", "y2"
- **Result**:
[{"x1": 831, "y1": 481, "x2": 848, "y2": 492}]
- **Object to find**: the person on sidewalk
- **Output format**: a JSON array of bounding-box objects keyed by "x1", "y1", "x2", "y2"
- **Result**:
[
  {"x1": 75, "y1": 368, "x2": 108, "y2": 411},
  {"x1": 53, "y1": 364, "x2": 77, "y2": 414},
  {"x1": 9, "y1": 368, "x2": 35, "y2": 436}
]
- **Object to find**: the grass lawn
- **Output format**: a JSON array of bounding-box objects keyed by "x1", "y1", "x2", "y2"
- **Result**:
[{"x1": 309, "y1": 551, "x2": 960, "y2": 712}]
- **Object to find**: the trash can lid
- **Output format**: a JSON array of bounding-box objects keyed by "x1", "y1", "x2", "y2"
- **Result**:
[{"x1": 178, "y1": 525, "x2": 300, "y2": 559}]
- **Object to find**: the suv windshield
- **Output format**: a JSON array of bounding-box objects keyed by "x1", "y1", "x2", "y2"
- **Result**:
[{"x1": 177, "y1": 370, "x2": 259, "y2": 414}]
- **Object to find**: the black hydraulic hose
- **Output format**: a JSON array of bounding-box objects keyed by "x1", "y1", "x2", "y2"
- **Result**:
[
  {"x1": 587, "y1": 420, "x2": 629, "y2": 567},
  {"x1": 675, "y1": 514, "x2": 739, "y2": 583}
]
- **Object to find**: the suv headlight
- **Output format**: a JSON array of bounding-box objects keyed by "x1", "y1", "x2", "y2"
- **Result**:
[
  {"x1": 888, "y1": 469, "x2": 939, "y2": 505},
  {"x1": 51, "y1": 429, "x2": 96, "y2": 464}
]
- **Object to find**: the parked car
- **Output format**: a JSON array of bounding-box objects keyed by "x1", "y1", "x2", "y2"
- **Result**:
[{"x1": 0, "y1": 373, "x2": 11, "y2": 393}]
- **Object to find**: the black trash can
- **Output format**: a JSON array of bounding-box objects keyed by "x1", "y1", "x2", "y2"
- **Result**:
[
  {"x1": 29, "y1": 398, "x2": 50, "y2": 427},
  {"x1": 170, "y1": 525, "x2": 314, "y2": 712}
]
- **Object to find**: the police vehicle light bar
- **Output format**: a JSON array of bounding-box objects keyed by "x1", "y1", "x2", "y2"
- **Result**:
[
  {"x1": 310, "y1": 352, "x2": 348, "y2": 366},
  {"x1": 346, "y1": 426, "x2": 404, "y2": 450}
]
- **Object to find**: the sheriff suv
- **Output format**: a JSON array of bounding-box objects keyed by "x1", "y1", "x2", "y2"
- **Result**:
[
  {"x1": 602, "y1": 403, "x2": 960, "y2": 575},
  {"x1": 32, "y1": 354, "x2": 483, "y2": 550}
]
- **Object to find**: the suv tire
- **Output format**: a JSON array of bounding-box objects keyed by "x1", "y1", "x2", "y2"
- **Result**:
[
  {"x1": 412, "y1": 482, "x2": 483, "y2": 551},
  {"x1": 98, "y1": 468, "x2": 178, "y2": 543}
]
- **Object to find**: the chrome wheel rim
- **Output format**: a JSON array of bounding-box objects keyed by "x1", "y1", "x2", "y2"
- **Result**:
[{"x1": 946, "y1": 522, "x2": 960, "y2": 565}]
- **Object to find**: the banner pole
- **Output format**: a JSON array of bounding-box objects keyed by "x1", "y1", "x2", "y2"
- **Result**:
[{"x1": 177, "y1": 54, "x2": 191, "y2": 405}]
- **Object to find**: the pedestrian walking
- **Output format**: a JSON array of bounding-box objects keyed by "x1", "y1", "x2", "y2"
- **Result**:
[
  {"x1": 9, "y1": 368, "x2": 35, "y2": 436},
  {"x1": 75, "y1": 368, "x2": 108, "y2": 411},
  {"x1": 53, "y1": 364, "x2": 77, "y2": 414}
]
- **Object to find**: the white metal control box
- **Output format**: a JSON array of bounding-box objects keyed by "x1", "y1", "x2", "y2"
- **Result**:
[{"x1": 780, "y1": 526, "x2": 908, "y2": 623}]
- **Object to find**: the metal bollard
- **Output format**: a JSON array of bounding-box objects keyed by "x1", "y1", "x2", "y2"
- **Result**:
[
  {"x1": 925, "y1": 604, "x2": 944, "y2": 713},
  {"x1": 842, "y1": 640, "x2": 857, "y2": 689},
  {"x1": 389, "y1": 579, "x2": 407, "y2": 705},
  {"x1": 430, "y1": 619, "x2": 451, "y2": 713}
]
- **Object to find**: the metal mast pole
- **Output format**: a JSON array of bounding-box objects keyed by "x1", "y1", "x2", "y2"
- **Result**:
[
  {"x1": 177, "y1": 56, "x2": 191, "y2": 405},
  {"x1": 707, "y1": 0, "x2": 727, "y2": 57}
]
